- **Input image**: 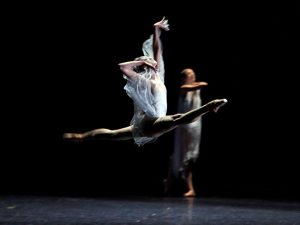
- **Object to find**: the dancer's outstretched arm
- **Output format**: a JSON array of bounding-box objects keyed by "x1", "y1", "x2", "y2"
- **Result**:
[
  {"x1": 180, "y1": 81, "x2": 208, "y2": 92},
  {"x1": 153, "y1": 17, "x2": 169, "y2": 71}
]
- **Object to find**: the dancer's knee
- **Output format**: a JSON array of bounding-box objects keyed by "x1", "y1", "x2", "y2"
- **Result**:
[
  {"x1": 172, "y1": 113, "x2": 184, "y2": 125},
  {"x1": 85, "y1": 128, "x2": 114, "y2": 139},
  {"x1": 172, "y1": 113, "x2": 183, "y2": 120}
]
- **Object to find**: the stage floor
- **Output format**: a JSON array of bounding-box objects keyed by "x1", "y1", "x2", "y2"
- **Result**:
[{"x1": 0, "y1": 195, "x2": 299, "y2": 225}]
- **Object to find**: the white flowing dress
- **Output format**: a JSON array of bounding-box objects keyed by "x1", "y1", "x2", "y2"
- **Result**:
[
  {"x1": 172, "y1": 89, "x2": 202, "y2": 177},
  {"x1": 123, "y1": 35, "x2": 167, "y2": 146}
]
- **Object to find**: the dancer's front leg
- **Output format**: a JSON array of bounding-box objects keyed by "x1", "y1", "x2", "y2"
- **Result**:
[{"x1": 174, "y1": 99, "x2": 228, "y2": 125}]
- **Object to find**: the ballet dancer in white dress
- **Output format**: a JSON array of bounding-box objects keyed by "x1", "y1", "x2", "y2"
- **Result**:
[{"x1": 63, "y1": 18, "x2": 227, "y2": 146}]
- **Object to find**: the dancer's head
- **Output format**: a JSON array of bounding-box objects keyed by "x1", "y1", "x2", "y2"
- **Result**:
[
  {"x1": 181, "y1": 68, "x2": 196, "y2": 84},
  {"x1": 134, "y1": 56, "x2": 157, "y2": 73}
]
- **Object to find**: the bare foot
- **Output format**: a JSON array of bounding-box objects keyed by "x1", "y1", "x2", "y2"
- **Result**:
[
  {"x1": 212, "y1": 99, "x2": 228, "y2": 113},
  {"x1": 184, "y1": 190, "x2": 196, "y2": 197},
  {"x1": 63, "y1": 133, "x2": 83, "y2": 141}
]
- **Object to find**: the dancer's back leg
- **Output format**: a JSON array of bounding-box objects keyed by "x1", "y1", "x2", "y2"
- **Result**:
[{"x1": 63, "y1": 126, "x2": 133, "y2": 141}]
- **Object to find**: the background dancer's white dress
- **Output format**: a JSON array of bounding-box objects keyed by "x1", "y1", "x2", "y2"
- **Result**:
[
  {"x1": 123, "y1": 34, "x2": 167, "y2": 146},
  {"x1": 172, "y1": 89, "x2": 202, "y2": 178}
]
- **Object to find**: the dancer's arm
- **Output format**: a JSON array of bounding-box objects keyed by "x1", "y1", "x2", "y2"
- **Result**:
[
  {"x1": 180, "y1": 81, "x2": 208, "y2": 92},
  {"x1": 153, "y1": 17, "x2": 169, "y2": 70},
  {"x1": 119, "y1": 60, "x2": 151, "y2": 79}
]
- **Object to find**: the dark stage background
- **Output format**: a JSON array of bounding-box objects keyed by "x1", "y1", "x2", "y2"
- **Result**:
[{"x1": 3, "y1": 7, "x2": 299, "y2": 200}]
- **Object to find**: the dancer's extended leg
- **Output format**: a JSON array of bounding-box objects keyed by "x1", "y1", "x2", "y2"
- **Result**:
[
  {"x1": 142, "y1": 99, "x2": 227, "y2": 137},
  {"x1": 173, "y1": 98, "x2": 228, "y2": 125},
  {"x1": 63, "y1": 126, "x2": 133, "y2": 141}
]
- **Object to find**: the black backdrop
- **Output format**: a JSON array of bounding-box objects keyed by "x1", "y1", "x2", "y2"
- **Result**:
[{"x1": 3, "y1": 6, "x2": 299, "y2": 200}]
